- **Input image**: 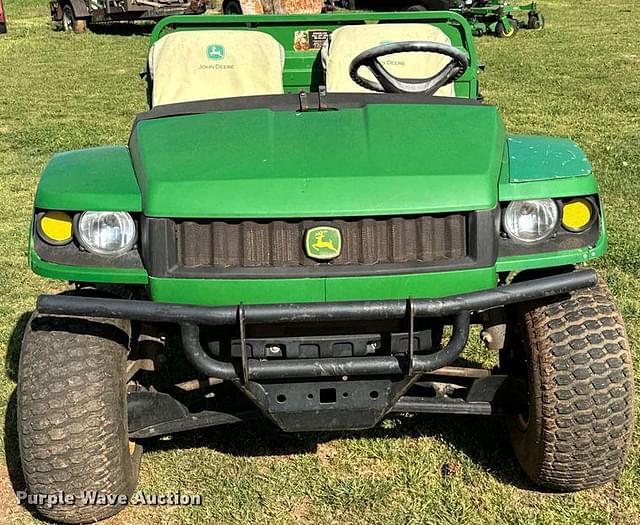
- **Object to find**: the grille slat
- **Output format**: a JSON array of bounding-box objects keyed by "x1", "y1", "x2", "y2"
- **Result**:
[{"x1": 175, "y1": 214, "x2": 468, "y2": 270}]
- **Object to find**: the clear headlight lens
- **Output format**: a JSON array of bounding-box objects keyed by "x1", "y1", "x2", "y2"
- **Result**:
[
  {"x1": 503, "y1": 199, "x2": 559, "y2": 243},
  {"x1": 76, "y1": 211, "x2": 136, "y2": 255}
]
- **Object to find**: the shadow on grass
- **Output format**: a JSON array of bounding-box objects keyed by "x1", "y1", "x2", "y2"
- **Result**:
[
  {"x1": 4, "y1": 312, "x2": 31, "y2": 481},
  {"x1": 142, "y1": 399, "x2": 537, "y2": 491},
  {"x1": 4, "y1": 311, "x2": 42, "y2": 520}
]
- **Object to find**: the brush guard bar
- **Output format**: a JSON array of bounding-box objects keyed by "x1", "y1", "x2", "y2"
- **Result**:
[{"x1": 37, "y1": 269, "x2": 597, "y2": 381}]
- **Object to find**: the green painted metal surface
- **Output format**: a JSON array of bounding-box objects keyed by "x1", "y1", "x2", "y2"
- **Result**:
[
  {"x1": 35, "y1": 146, "x2": 142, "y2": 212},
  {"x1": 324, "y1": 267, "x2": 496, "y2": 302},
  {"x1": 132, "y1": 103, "x2": 504, "y2": 218},
  {"x1": 150, "y1": 276, "x2": 325, "y2": 305},
  {"x1": 499, "y1": 174, "x2": 599, "y2": 202},
  {"x1": 507, "y1": 135, "x2": 592, "y2": 183},
  {"x1": 150, "y1": 12, "x2": 479, "y2": 98},
  {"x1": 499, "y1": 135, "x2": 599, "y2": 202},
  {"x1": 30, "y1": 247, "x2": 149, "y2": 284},
  {"x1": 149, "y1": 267, "x2": 496, "y2": 305},
  {"x1": 496, "y1": 229, "x2": 607, "y2": 273}
]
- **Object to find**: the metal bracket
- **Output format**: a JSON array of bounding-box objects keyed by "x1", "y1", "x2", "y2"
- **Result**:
[
  {"x1": 298, "y1": 90, "x2": 309, "y2": 112},
  {"x1": 318, "y1": 86, "x2": 328, "y2": 111},
  {"x1": 407, "y1": 298, "x2": 415, "y2": 375},
  {"x1": 238, "y1": 304, "x2": 248, "y2": 384}
]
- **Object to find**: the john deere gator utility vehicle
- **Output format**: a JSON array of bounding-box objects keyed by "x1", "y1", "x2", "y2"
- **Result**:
[{"x1": 18, "y1": 11, "x2": 632, "y2": 523}]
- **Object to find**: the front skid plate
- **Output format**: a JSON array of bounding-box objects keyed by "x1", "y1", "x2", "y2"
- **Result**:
[{"x1": 240, "y1": 376, "x2": 417, "y2": 431}]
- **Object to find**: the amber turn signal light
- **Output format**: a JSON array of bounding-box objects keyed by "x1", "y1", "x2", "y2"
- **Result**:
[
  {"x1": 562, "y1": 198, "x2": 595, "y2": 232},
  {"x1": 37, "y1": 211, "x2": 73, "y2": 245}
]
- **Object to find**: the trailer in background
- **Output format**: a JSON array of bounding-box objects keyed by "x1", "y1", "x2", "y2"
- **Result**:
[{"x1": 50, "y1": 0, "x2": 206, "y2": 33}]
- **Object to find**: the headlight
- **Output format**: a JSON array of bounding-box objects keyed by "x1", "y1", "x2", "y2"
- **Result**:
[
  {"x1": 76, "y1": 211, "x2": 136, "y2": 255},
  {"x1": 503, "y1": 199, "x2": 559, "y2": 243}
]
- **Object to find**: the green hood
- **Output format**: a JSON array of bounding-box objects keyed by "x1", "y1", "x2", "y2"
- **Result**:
[{"x1": 131, "y1": 102, "x2": 505, "y2": 218}]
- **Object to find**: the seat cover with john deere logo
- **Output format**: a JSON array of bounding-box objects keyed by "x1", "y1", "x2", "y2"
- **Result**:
[{"x1": 148, "y1": 30, "x2": 285, "y2": 107}]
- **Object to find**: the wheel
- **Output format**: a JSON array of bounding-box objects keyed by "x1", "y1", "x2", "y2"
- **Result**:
[
  {"x1": 223, "y1": 0, "x2": 243, "y2": 14},
  {"x1": 527, "y1": 12, "x2": 545, "y2": 30},
  {"x1": 61, "y1": 4, "x2": 86, "y2": 33},
  {"x1": 504, "y1": 277, "x2": 634, "y2": 491},
  {"x1": 495, "y1": 19, "x2": 517, "y2": 38},
  {"x1": 17, "y1": 303, "x2": 141, "y2": 523},
  {"x1": 406, "y1": 4, "x2": 427, "y2": 10}
]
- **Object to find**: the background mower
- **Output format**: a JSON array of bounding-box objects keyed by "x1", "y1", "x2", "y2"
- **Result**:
[
  {"x1": 454, "y1": 0, "x2": 544, "y2": 37},
  {"x1": 343, "y1": 0, "x2": 545, "y2": 37}
]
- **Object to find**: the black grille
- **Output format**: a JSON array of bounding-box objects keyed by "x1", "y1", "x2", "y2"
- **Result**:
[{"x1": 174, "y1": 214, "x2": 468, "y2": 269}]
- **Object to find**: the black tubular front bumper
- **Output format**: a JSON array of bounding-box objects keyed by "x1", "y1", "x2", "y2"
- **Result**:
[{"x1": 37, "y1": 269, "x2": 597, "y2": 381}]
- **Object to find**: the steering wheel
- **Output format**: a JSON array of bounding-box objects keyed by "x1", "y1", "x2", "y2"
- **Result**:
[{"x1": 349, "y1": 41, "x2": 469, "y2": 96}]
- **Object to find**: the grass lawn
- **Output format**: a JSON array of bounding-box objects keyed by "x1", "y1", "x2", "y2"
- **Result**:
[{"x1": 1, "y1": 0, "x2": 639, "y2": 523}]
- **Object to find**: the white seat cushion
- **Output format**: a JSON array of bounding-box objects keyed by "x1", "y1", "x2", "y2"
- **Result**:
[
  {"x1": 323, "y1": 24, "x2": 456, "y2": 97},
  {"x1": 149, "y1": 30, "x2": 285, "y2": 107}
]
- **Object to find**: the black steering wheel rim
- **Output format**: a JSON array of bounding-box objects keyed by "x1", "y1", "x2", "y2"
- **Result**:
[{"x1": 348, "y1": 41, "x2": 470, "y2": 96}]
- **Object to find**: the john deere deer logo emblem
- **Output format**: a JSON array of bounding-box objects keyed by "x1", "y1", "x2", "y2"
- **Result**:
[
  {"x1": 207, "y1": 44, "x2": 225, "y2": 60},
  {"x1": 305, "y1": 227, "x2": 341, "y2": 260}
]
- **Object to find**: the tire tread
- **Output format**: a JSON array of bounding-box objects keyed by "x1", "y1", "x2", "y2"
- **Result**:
[
  {"x1": 519, "y1": 279, "x2": 634, "y2": 490},
  {"x1": 17, "y1": 312, "x2": 137, "y2": 523}
]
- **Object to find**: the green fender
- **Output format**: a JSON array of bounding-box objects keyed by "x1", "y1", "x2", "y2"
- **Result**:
[
  {"x1": 31, "y1": 145, "x2": 145, "y2": 283},
  {"x1": 499, "y1": 134, "x2": 598, "y2": 201},
  {"x1": 496, "y1": 134, "x2": 606, "y2": 272},
  {"x1": 35, "y1": 146, "x2": 142, "y2": 212}
]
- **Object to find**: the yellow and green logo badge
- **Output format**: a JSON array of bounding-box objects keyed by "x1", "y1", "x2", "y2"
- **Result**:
[
  {"x1": 207, "y1": 44, "x2": 225, "y2": 60},
  {"x1": 305, "y1": 226, "x2": 341, "y2": 260}
]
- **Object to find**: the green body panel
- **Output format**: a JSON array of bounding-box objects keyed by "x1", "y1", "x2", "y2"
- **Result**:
[
  {"x1": 30, "y1": 247, "x2": 149, "y2": 284},
  {"x1": 499, "y1": 173, "x2": 599, "y2": 202},
  {"x1": 507, "y1": 135, "x2": 592, "y2": 183},
  {"x1": 132, "y1": 103, "x2": 504, "y2": 218},
  {"x1": 149, "y1": 267, "x2": 496, "y2": 305},
  {"x1": 323, "y1": 268, "x2": 495, "y2": 302},
  {"x1": 35, "y1": 146, "x2": 141, "y2": 212},
  {"x1": 499, "y1": 135, "x2": 599, "y2": 202},
  {"x1": 496, "y1": 228, "x2": 607, "y2": 273},
  {"x1": 150, "y1": 12, "x2": 479, "y2": 98},
  {"x1": 149, "y1": 276, "x2": 325, "y2": 305}
]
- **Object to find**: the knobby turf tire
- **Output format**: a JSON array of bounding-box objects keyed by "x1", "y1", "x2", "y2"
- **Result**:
[
  {"x1": 507, "y1": 278, "x2": 634, "y2": 491},
  {"x1": 17, "y1": 309, "x2": 141, "y2": 523}
]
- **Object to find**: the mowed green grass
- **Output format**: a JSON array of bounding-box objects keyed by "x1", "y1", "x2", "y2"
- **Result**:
[{"x1": 1, "y1": 1, "x2": 639, "y2": 523}]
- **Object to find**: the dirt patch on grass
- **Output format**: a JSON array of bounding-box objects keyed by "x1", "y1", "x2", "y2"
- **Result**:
[
  {"x1": 316, "y1": 441, "x2": 339, "y2": 465},
  {"x1": 0, "y1": 465, "x2": 27, "y2": 524},
  {"x1": 353, "y1": 458, "x2": 399, "y2": 479},
  {"x1": 585, "y1": 484, "x2": 632, "y2": 524},
  {"x1": 316, "y1": 442, "x2": 399, "y2": 480}
]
